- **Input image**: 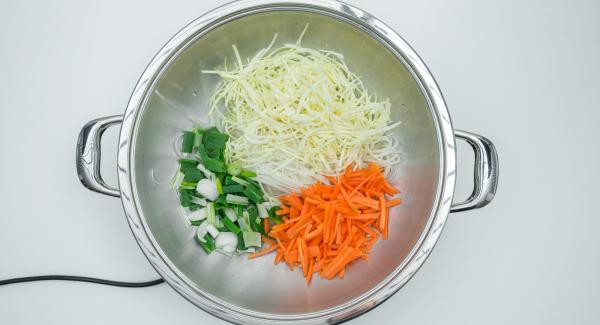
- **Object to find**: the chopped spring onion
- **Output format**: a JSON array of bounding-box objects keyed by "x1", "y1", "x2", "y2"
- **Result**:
[
  {"x1": 231, "y1": 176, "x2": 250, "y2": 186},
  {"x1": 243, "y1": 185, "x2": 263, "y2": 204},
  {"x1": 238, "y1": 211, "x2": 252, "y2": 232},
  {"x1": 196, "y1": 179, "x2": 219, "y2": 201},
  {"x1": 171, "y1": 171, "x2": 184, "y2": 190},
  {"x1": 193, "y1": 128, "x2": 204, "y2": 148},
  {"x1": 195, "y1": 221, "x2": 209, "y2": 242},
  {"x1": 196, "y1": 163, "x2": 216, "y2": 181},
  {"x1": 179, "y1": 190, "x2": 193, "y2": 207},
  {"x1": 183, "y1": 168, "x2": 203, "y2": 182},
  {"x1": 224, "y1": 208, "x2": 237, "y2": 222},
  {"x1": 203, "y1": 158, "x2": 225, "y2": 173},
  {"x1": 226, "y1": 162, "x2": 242, "y2": 176},
  {"x1": 206, "y1": 223, "x2": 220, "y2": 238},
  {"x1": 188, "y1": 208, "x2": 207, "y2": 225},
  {"x1": 181, "y1": 131, "x2": 195, "y2": 153},
  {"x1": 215, "y1": 232, "x2": 238, "y2": 254},
  {"x1": 204, "y1": 26, "x2": 401, "y2": 200},
  {"x1": 195, "y1": 233, "x2": 215, "y2": 253},
  {"x1": 215, "y1": 178, "x2": 223, "y2": 195},
  {"x1": 222, "y1": 184, "x2": 244, "y2": 193},
  {"x1": 191, "y1": 196, "x2": 208, "y2": 206},
  {"x1": 257, "y1": 203, "x2": 269, "y2": 219},
  {"x1": 206, "y1": 202, "x2": 217, "y2": 224},
  {"x1": 222, "y1": 217, "x2": 241, "y2": 234},
  {"x1": 225, "y1": 194, "x2": 249, "y2": 205},
  {"x1": 179, "y1": 159, "x2": 199, "y2": 170},
  {"x1": 203, "y1": 128, "x2": 229, "y2": 150},
  {"x1": 242, "y1": 231, "x2": 261, "y2": 248},
  {"x1": 239, "y1": 170, "x2": 257, "y2": 178}
]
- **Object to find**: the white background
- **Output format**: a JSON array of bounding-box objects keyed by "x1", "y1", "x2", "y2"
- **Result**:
[{"x1": 1, "y1": 0, "x2": 599, "y2": 324}]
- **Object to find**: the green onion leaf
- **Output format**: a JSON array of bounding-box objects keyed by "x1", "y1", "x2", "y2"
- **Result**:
[
  {"x1": 183, "y1": 168, "x2": 203, "y2": 182},
  {"x1": 242, "y1": 231, "x2": 261, "y2": 248},
  {"x1": 231, "y1": 176, "x2": 250, "y2": 187},
  {"x1": 222, "y1": 217, "x2": 241, "y2": 234},
  {"x1": 222, "y1": 184, "x2": 244, "y2": 193},
  {"x1": 179, "y1": 159, "x2": 199, "y2": 170},
  {"x1": 202, "y1": 128, "x2": 229, "y2": 150},
  {"x1": 179, "y1": 189, "x2": 193, "y2": 207},
  {"x1": 203, "y1": 158, "x2": 225, "y2": 173},
  {"x1": 193, "y1": 128, "x2": 204, "y2": 148},
  {"x1": 239, "y1": 169, "x2": 257, "y2": 178},
  {"x1": 226, "y1": 162, "x2": 242, "y2": 176},
  {"x1": 225, "y1": 194, "x2": 249, "y2": 205},
  {"x1": 243, "y1": 185, "x2": 263, "y2": 204},
  {"x1": 196, "y1": 233, "x2": 215, "y2": 253},
  {"x1": 181, "y1": 131, "x2": 195, "y2": 153},
  {"x1": 215, "y1": 178, "x2": 223, "y2": 195},
  {"x1": 171, "y1": 171, "x2": 184, "y2": 190}
]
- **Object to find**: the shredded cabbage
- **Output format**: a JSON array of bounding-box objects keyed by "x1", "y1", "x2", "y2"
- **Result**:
[{"x1": 203, "y1": 26, "x2": 401, "y2": 201}]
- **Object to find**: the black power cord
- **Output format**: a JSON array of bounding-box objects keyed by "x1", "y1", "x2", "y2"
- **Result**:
[{"x1": 0, "y1": 275, "x2": 164, "y2": 287}]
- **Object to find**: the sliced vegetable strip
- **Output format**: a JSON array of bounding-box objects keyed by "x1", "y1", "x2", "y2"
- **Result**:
[{"x1": 262, "y1": 162, "x2": 400, "y2": 283}]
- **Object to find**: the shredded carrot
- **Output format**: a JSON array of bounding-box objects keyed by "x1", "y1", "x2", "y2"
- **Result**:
[
  {"x1": 248, "y1": 245, "x2": 278, "y2": 259},
  {"x1": 256, "y1": 162, "x2": 400, "y2": 283}
]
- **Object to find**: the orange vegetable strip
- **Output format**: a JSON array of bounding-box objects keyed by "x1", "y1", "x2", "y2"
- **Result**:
[
  {"x1": 289, "y1": 206, "x2": 300, "y2": 219},
  {"x1": 352, "y1": 195, "x2": 380, "y2": 210},
  {"x1": 379, "y1": 194, "x2": 388, "y2": 239},
  {"x1": 263, "y1": 237, "x2": 277, "y2": 247},
  {"x1": 248, "y1": 245, "x2": 278, "y2": 259},
  {"x1": 386, "y1": 198, "x2": 401, "y2": 208},
  {"x1": 275, "y1": 249, "x2": 284, "y2": 264},
  {"x1": 344, "y1": 213, "x2": 380, "y2": 220},
  {"x1": 275, "y1": 206, "x2": 290, "y2": 216},
  {"x1": 323, "y1": 202, "x2": 333, "y2": 244},
  {"x1": 306, "y1": 259, "x2": 315, "y2": 284}
]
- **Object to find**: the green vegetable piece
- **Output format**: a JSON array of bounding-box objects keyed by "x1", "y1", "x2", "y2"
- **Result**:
[
  {"x1": 239, "y1": 169, "x2": 257, "y2": 178},
  {"x1": 243, "y1": 186, "x2": 263, "y2": 204},
  {"x1": 268, "y1": 206, "x2": 283, "y2": 224},
  {"x1": 188, "y1": 204, "x2": 201, "y2": 212},
  {"x1": 215, "y1": 178, "x2": 223, "y2": 195},
  {"x1": 224, "y1": 176, "x2": 236, "y2": 186},
  {"x1": 203, "y1": 158, "x2": 225, "y2": 173},
  {"x1": 236, "y1": 232, "x2": 246, "y2": 250},
  {"x1": 242, "y1": 231, "x2": 261, "y2": 248},
  {"x1": 183, "y1": 168, "x2": 202, "y2": 182},
  {"x1": 222, "y1": 184, "x2": 244, "y2": 193},
  {"x1": 181, "y1": 131, "x2": 195, "y2": 153},
  {"x1": 179, "y1": 181, "x2": 197, "y2": 190},
  {"x1": 195, "y1": 234, "x2": 215, "y2": 253},
  {"x1": 193, "y1": 128, "x2": 204, "y2": 148},
  {"x1": 196, "y1": 143, "x2": 208, "y2": 161},
  {"x1": 222, "y1": 217, "x2": 241, "y2": 234},
  {"x1": 226, "y1": 162, "x2": 242, "y2": 176},
  {"x1": 179, "y1": 159, "x2": 199, "y2": 170},
  {"x1": 202, "y1": 128, "x2": 229, "y2": 150},
  {"x1": 179, "y1": 189, "x2": 193, "y2": 207}
]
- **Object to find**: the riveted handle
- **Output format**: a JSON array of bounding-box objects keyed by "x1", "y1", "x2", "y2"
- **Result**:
[
  {"x1": 76, "y1": 115, "x2": 123, "y2": 197},
  {"x1": 451, "y1": 130, "x2": 499, "y2": 212}
]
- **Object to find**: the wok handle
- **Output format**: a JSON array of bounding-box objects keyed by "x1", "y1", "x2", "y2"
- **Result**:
[
  {"x1": 450, "y1": 130, "x2": 499, "y2": 212},
  {"x1": 76, "y1": 115, "x2": 123, "y2": 197}
]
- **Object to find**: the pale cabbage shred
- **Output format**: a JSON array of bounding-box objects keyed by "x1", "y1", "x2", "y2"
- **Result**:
[{"x1": 203, "y1": 27, "x2": 401, "y2": 203}]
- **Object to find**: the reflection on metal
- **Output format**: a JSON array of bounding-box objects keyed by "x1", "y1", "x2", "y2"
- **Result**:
[{"x1": 76, "y1": 115, "x2": 122, "y2": 197}]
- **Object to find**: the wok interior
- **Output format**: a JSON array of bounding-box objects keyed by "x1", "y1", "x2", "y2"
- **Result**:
[{"x1": 133, "y1": 10, "x2": 440, "y2": 315}]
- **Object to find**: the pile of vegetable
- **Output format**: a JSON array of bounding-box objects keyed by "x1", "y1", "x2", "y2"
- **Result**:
[
  {"x1": 172, "y1": 127, "x2": 281, "y2": 256},
  {"x1": 248, "y1": 163, "x2": 400, "y2": 283},
  {"x1": 203, "y1": 25, "x2": 401, "y2": 200},
  {"x1": 172, "y1": 26, "x2": 404, "y2": 283}
]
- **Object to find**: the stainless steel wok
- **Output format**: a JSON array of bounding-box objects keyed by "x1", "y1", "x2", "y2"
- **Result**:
[{"x1": 76, "y1": 0, "x2": 499, "y2": 323}]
